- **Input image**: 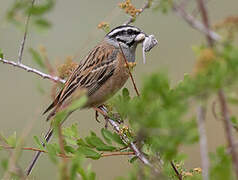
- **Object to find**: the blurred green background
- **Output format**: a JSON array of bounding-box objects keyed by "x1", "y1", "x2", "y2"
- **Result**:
[{"x1": 0, "y1": 0, "x2": 238, "y2": 179}]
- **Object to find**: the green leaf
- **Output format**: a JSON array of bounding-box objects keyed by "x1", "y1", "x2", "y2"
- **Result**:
[
  {"x1": 1, "y1": 158, "x2": 8, "y2": 171},
  {"x1": 63, "y1": 123, "x2": 79, "y2": 145},
  {"x1": 34, "y1": 18, "x2": 52, "y2": 29},
  {"x1": 77, "y1": 138, "x2": 89, "y2": 147},
  {"x1": 85, "y1": 134, "x2": 116, "y2": 151},
  {"x1": 101, "y1": 128, "x2": 112, "y2": 144},
  {"x1": 210, "y1": 146, "x2": 234, "y2": 180},
  {"x1": 122, "y1": 88, "x2": 130, "y2": 101},
  {"x1": 26, "y1": 0, "x2": 55, "y2": 15},
  {"x1": 33, "y1": 136, "x2": 44, "y2": 150},
  {"x1": 53, "y1": 110, "x2": 68, "y2": 128},
  {"x1": 63, "y1": 124, "x2": 79, "y2": 138},
  {"x1": 46, "y1": 143, "x2": 59, "y2": 164},
  {"x1": 64, "y1": 145, "x2": 76, "y2": 154},
  {"x1": 110, "y1": 132, "x2": 125, "y2": 146},
  {"x1": 29, "y1": 48, "x2": 45, "y2": 69},
  {"x1": 68, "y1": 96, "x2": 87, "y2": 112},
  {"x1": 7, "y1": 132, "x2": 17, "y2": 147},
  {"x1": 100, "y1": 128, "x2": 125, "y2": 146},
  {"x1": 129, "y1": 156, "x2": 138, "y2": 163},
  {"x1": 0, "y1": 49, "x2": 3, "y2": 59},
  {"x1": 77, "y1": 146, "x2": 101, "y2": 160},
  {"x1": 70, "y1": 153, "x2": 83, "y2": 180}
]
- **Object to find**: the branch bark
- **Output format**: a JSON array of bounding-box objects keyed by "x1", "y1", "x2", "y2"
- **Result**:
[
  {"x1": 99, "y1": 106, "x2": 161, "y2": 173},
  {"x1": 218, "y1": 90, "x2": 238, "y2": 178},
  {"x1": 172, "y1": 3, "x2": 221, "y2": 42},
  {"x1": 196, "y1": 103, "x2": 209, "y2": 180},
  {"x1": 0, "y1": 57, "x2": 65, "y2": 83}
]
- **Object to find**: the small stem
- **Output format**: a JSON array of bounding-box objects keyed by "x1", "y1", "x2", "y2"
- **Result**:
[
  {"x1": 118, "y1": 43, "x2": 140, "y2": 96},
  {"x1": 196, "y1": 0, "x2": 213, "y2": 46},
  {"x1": 17, "y1": 0, "x2": 35, "y2": 64},
  {"x1": 101, "y1": 151, "x2": 134, "y2": 157},
  {"x1": 58, "y1": 124, "x2": 69, "y2": 180},
  {"x1": 170, "y1": 161, "x2": 183, "y2": 180},
  {"x1": 218, "y1": 90, "x2": 238, "y2": 178}
]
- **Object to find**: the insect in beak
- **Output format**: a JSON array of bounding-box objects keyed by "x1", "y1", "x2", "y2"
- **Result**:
[{"x1": 142, "y1": 34, "x2": 158, "y2": 64}]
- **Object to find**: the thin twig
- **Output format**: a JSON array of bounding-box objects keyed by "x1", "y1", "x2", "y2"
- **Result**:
[
  {"x1": 170, "y1": 161, "x2": 183, "y2": 180},
  {"x1": 196, "y1": 0, "x2": 213, "y2": 46},
  {"x1": 218, "y1": 90, "x2": 238, "y2": 178},
  {"x1": 26, "y1": 111, "x2": 73, "y2": 176},
  {"x1": 196, "y1": 103, "x2": 209, "y2": 180},
  {"x1": 118, "y1": 43, "x2": 140, "y2": 96},
  {"x1": 58, "y1": 124, "x2": 69, "y2": 180},
  {"x1": 124, "y1": 0, "x2": 151, "y2": 25},
  {"x1": 0, "y1": 57, "x2": 65, "y2": 83},
  {"x1": 18, "y1": 0, "x2": 35, "y2": 64},
  {"x1": 101, "y1": 151, "x2": 135, "y2": 157},
  {"x1": 0, "y1": 145, "x2": 135, "y2": 159},
  {"x1": 192, "y1": 0, "x2": 211, "y2": 17},
  {"x1": 26, "y1": 127, "x2": 53, "y2": 176},
  {"x1": 172, "y1": 2, "x2": 221, "y2": 42}
]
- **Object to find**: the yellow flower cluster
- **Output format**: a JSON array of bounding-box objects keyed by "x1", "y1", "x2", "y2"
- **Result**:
[
  {"x1": 124, "y1": 62, "x2": 136, "y2": 71},
  {"x1": 97, "y1": 22, "x2": 110, "y2": 33},
  {"x1": 175, "y1": 163, "x2": 202, "y2": 178},
  {"x1": 57, "y1": 56, "x2": 78, "y2": 79},
  {"x1": 97, "y1": 22, "x2": 109, "y2": 29},
  {"x1": 119, "y1": 0, "x2": 142, "y2": 18}
]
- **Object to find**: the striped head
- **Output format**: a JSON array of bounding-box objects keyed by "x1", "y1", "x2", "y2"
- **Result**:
[{"x1": 105, "y1": 25, "x2": 148, "y2": 62}]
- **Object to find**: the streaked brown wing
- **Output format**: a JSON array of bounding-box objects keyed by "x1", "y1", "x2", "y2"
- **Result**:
[{"x1": 43, "y1": 42, "x2": 118, "y2": 118}]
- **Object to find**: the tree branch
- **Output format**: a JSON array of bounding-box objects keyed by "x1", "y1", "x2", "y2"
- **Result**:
[
  {"x1": 99, "y1": 106, "x2": 160, "y2": 173},
  {"x1": 172, "y1": 2, "x2": 221, "y2": 42},
  {"x1": 218, "y1": 90, "x2": 238, "y2": 178},
  {"x1": 196, "y1": 103, "x2": 209, "y2": 180},
  {"x1": 0, "y1": 57, "x2": 65, "y2": 83}
]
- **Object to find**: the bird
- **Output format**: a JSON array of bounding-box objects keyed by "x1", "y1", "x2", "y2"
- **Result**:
[
  {"x1": 43, "y1": 25, "x2": 150, "y2": 121},
  {"x1": 26, "y1": 25, "x2": 155, "y2": 175}
]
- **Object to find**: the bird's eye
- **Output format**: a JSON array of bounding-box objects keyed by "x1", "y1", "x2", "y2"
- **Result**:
[{"x1": 127, "y1": 29, "x2": 133, "y2": 35}]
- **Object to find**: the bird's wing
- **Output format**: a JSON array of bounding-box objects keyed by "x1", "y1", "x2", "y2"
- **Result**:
[{"x1": 43, "y1": 42, "x2": 118, "y2": 120}]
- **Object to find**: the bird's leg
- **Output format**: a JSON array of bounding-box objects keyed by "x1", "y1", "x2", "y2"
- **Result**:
[
  {"x1": 93, "y1": 106, "x2": 109, "y2": 128},
  {"x1": 95, "y1": 110, "x2": 100, "y2": 123}
]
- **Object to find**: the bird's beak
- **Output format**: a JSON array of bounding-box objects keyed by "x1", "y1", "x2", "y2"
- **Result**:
[{"x1": 134, "y1": 33, "x2": 146, "y2": 43}]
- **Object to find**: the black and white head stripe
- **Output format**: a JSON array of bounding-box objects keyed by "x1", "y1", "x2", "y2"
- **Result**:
[
  {"x1": 106, "y1": 25, "x2": 144, "y2": 47},
  {"x1": 107, "y1": 25, "x2": 141, "y2": 38}
]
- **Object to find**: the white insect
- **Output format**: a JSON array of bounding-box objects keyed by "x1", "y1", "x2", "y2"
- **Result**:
[{"x1": 142, "y1": 35, "x2": 158, "y2": 64}]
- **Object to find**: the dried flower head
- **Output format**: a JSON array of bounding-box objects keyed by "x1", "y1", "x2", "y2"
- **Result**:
[
  {"x1": 213, "y1": 16, "x2": 238, "y2": 41},
  {"x1": 57, "y1": 56, "x2": 78, "y2": 79},
  {"x1": 193, "y1": 167, "x2": 202, "y2": 173},
  {"x1": 97, "y1": 22, "x2": 110, "y2": 33},
  {"x1": 193, "y1": 48, "x2": 216, "y2": 75},
  {"x1": 118, "y1": 0, "x2": 141, "y2": 18}
]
